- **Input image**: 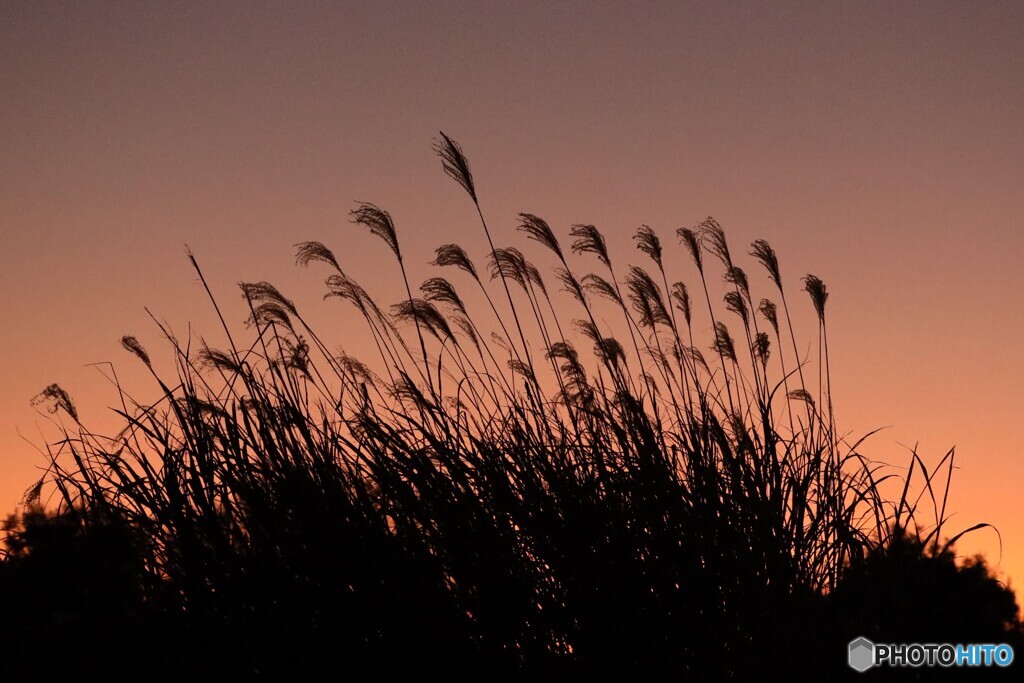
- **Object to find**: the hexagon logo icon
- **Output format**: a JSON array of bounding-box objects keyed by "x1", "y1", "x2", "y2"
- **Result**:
[{"x1": 848, "y1": 637, "x2": 875, "y2": 672}]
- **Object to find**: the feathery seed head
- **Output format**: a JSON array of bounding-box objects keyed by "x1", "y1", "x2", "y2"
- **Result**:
[
  {"x1": 758, "y1": 299, "x2": 779, "y2": 335},
  {"x1": 239, "y1": 281, "x2": 297, "y2": 315},
  {"x1": 517, "y1": 213, "x2": 564, "y2": 260},
  {"x1": 121, "y1": 336, "x2": 151, "y2": 368},
  {"x1": 247, "y1": 302, "x2": 295, "y2": 332},
  {"x1": 450, "y1": 313, "x2": 480, "y2": 351},
  {"x1": 296, "y1": 240, "x2": 344, "y2": 272},
  {"x1": 432, "y1": 244, "x2": 480, "y2": 281},
  {"x1": 351, "y1": 202, "x2": 401, "y2": 261},
  {"x1": 335, "y1": 351, "x2": 380, "y2": 388},
  {"x1": 595, "y1": 337, "x2": 626, "y2": 366},
  {"x1": 676, "y1": 227, "x2": 704, "y2": 273},
  {"x1": 546, "y1": 341, "x2": 579, "y2": 363},
  {"x1": 391, "y1": 298, "x2": 454, "y2": 341},
  {"x1": 684, "y1": 345, "x2": 708, "y2": 371},
  {"x1": 725, "y1": 266, "x2": 751, "y2": 300},
  {"x1": 240, "y1": 281, "x2": 297, "y2": 331},
  {"x1": 555, "y1": 267, "x2": 586, "y2": 305},
  {"x1": 626, "y1": 266, "x2": 671, "y2": 328},
  {"x1": 31, "y1": 383, "x2": 79, "y2": 422},
  {"x1": 724, "y1": 290, "x2": 749, "y2": 326},
  {"x1": 671, "y1": 282, "x2": 692, "y2": 326},
  {"x1": 570, "y1": 224, "x2": 611, "y2": 268},
  {"x1": 524, "y1": 259, "x2": 547, "y2": 295},
  {"x1": 573, "y1": 319, "x2": 602, "y2": 344},
  {"x1": 750, "y1": 239, "x2": 782, "y2": 289},
  {"x1": 198, "y1": 345, "x2": 241, "y2": 373},
  {"x1": 753, "y1": 332, "x2": 771, "y2": 365},
  {"x1": 433, "y1": 131, "x2": 477, "y2": 202},
  {"x1": 788, "y1": 388, "x2": 816, "y2": 407},
  {"x1": 803, "y1": 274, "x2": 828, "y2": 322},
  {"x1": 581, "y1": 273, "x2": 622, "y2": 305},
  {"x1": 295, "y1": 241, "x2": 341, "y2": 272},
  {"x1": 488, "y1": 247, "x2": 529, "y2": 289},
  {"x1": 712, "y1": 322, "x2": 737, "y2": 362},
  {"x1": 420, "y1": 277, "x2": 467, "y2": 315},
  {"x1": 634, "y1": 224, "x2": 663, "y2": 269},
  {"x1": 507, "y1": 358, "x2": 536, "y2": 382},
  {"x1": 701, "y1": 218, "x2": 732, "y2": 269}
]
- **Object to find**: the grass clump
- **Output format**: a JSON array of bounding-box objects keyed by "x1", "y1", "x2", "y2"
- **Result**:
[{"x1": 5, "y1": 134, "x2": 1019, "y2": 678}]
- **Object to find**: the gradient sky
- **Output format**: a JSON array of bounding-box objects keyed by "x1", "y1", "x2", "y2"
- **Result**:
[{"x1": 2, "y1": 1, "x2": 1023, "y2": 588}]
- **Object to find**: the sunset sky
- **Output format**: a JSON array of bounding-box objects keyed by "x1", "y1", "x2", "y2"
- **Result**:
[{"x1": 2, "y1": 1, "x2": 1023, "y2": 589}]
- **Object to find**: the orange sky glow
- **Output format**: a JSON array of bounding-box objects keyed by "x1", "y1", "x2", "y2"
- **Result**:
[{"x1": 2, "y1": 1, "x2": 1023, "y2": 591}]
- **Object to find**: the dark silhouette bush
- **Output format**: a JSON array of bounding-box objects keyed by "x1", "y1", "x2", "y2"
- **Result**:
[
  {"x1": 0, "y1": 506, "x2": 155, "y2": 675},
  {"x1": 823, "y1": 528, "x2": 1022, "y2": 680}
]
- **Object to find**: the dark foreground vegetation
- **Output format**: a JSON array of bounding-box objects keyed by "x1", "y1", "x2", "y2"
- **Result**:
[{"x1": 2, "y1": 135, "x2": 1020, "y2": 679}]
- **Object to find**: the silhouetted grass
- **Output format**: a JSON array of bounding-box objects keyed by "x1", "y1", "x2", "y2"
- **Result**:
[{"x1": 4, "y1": 134, "x2": 1019, "y2": 679}]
